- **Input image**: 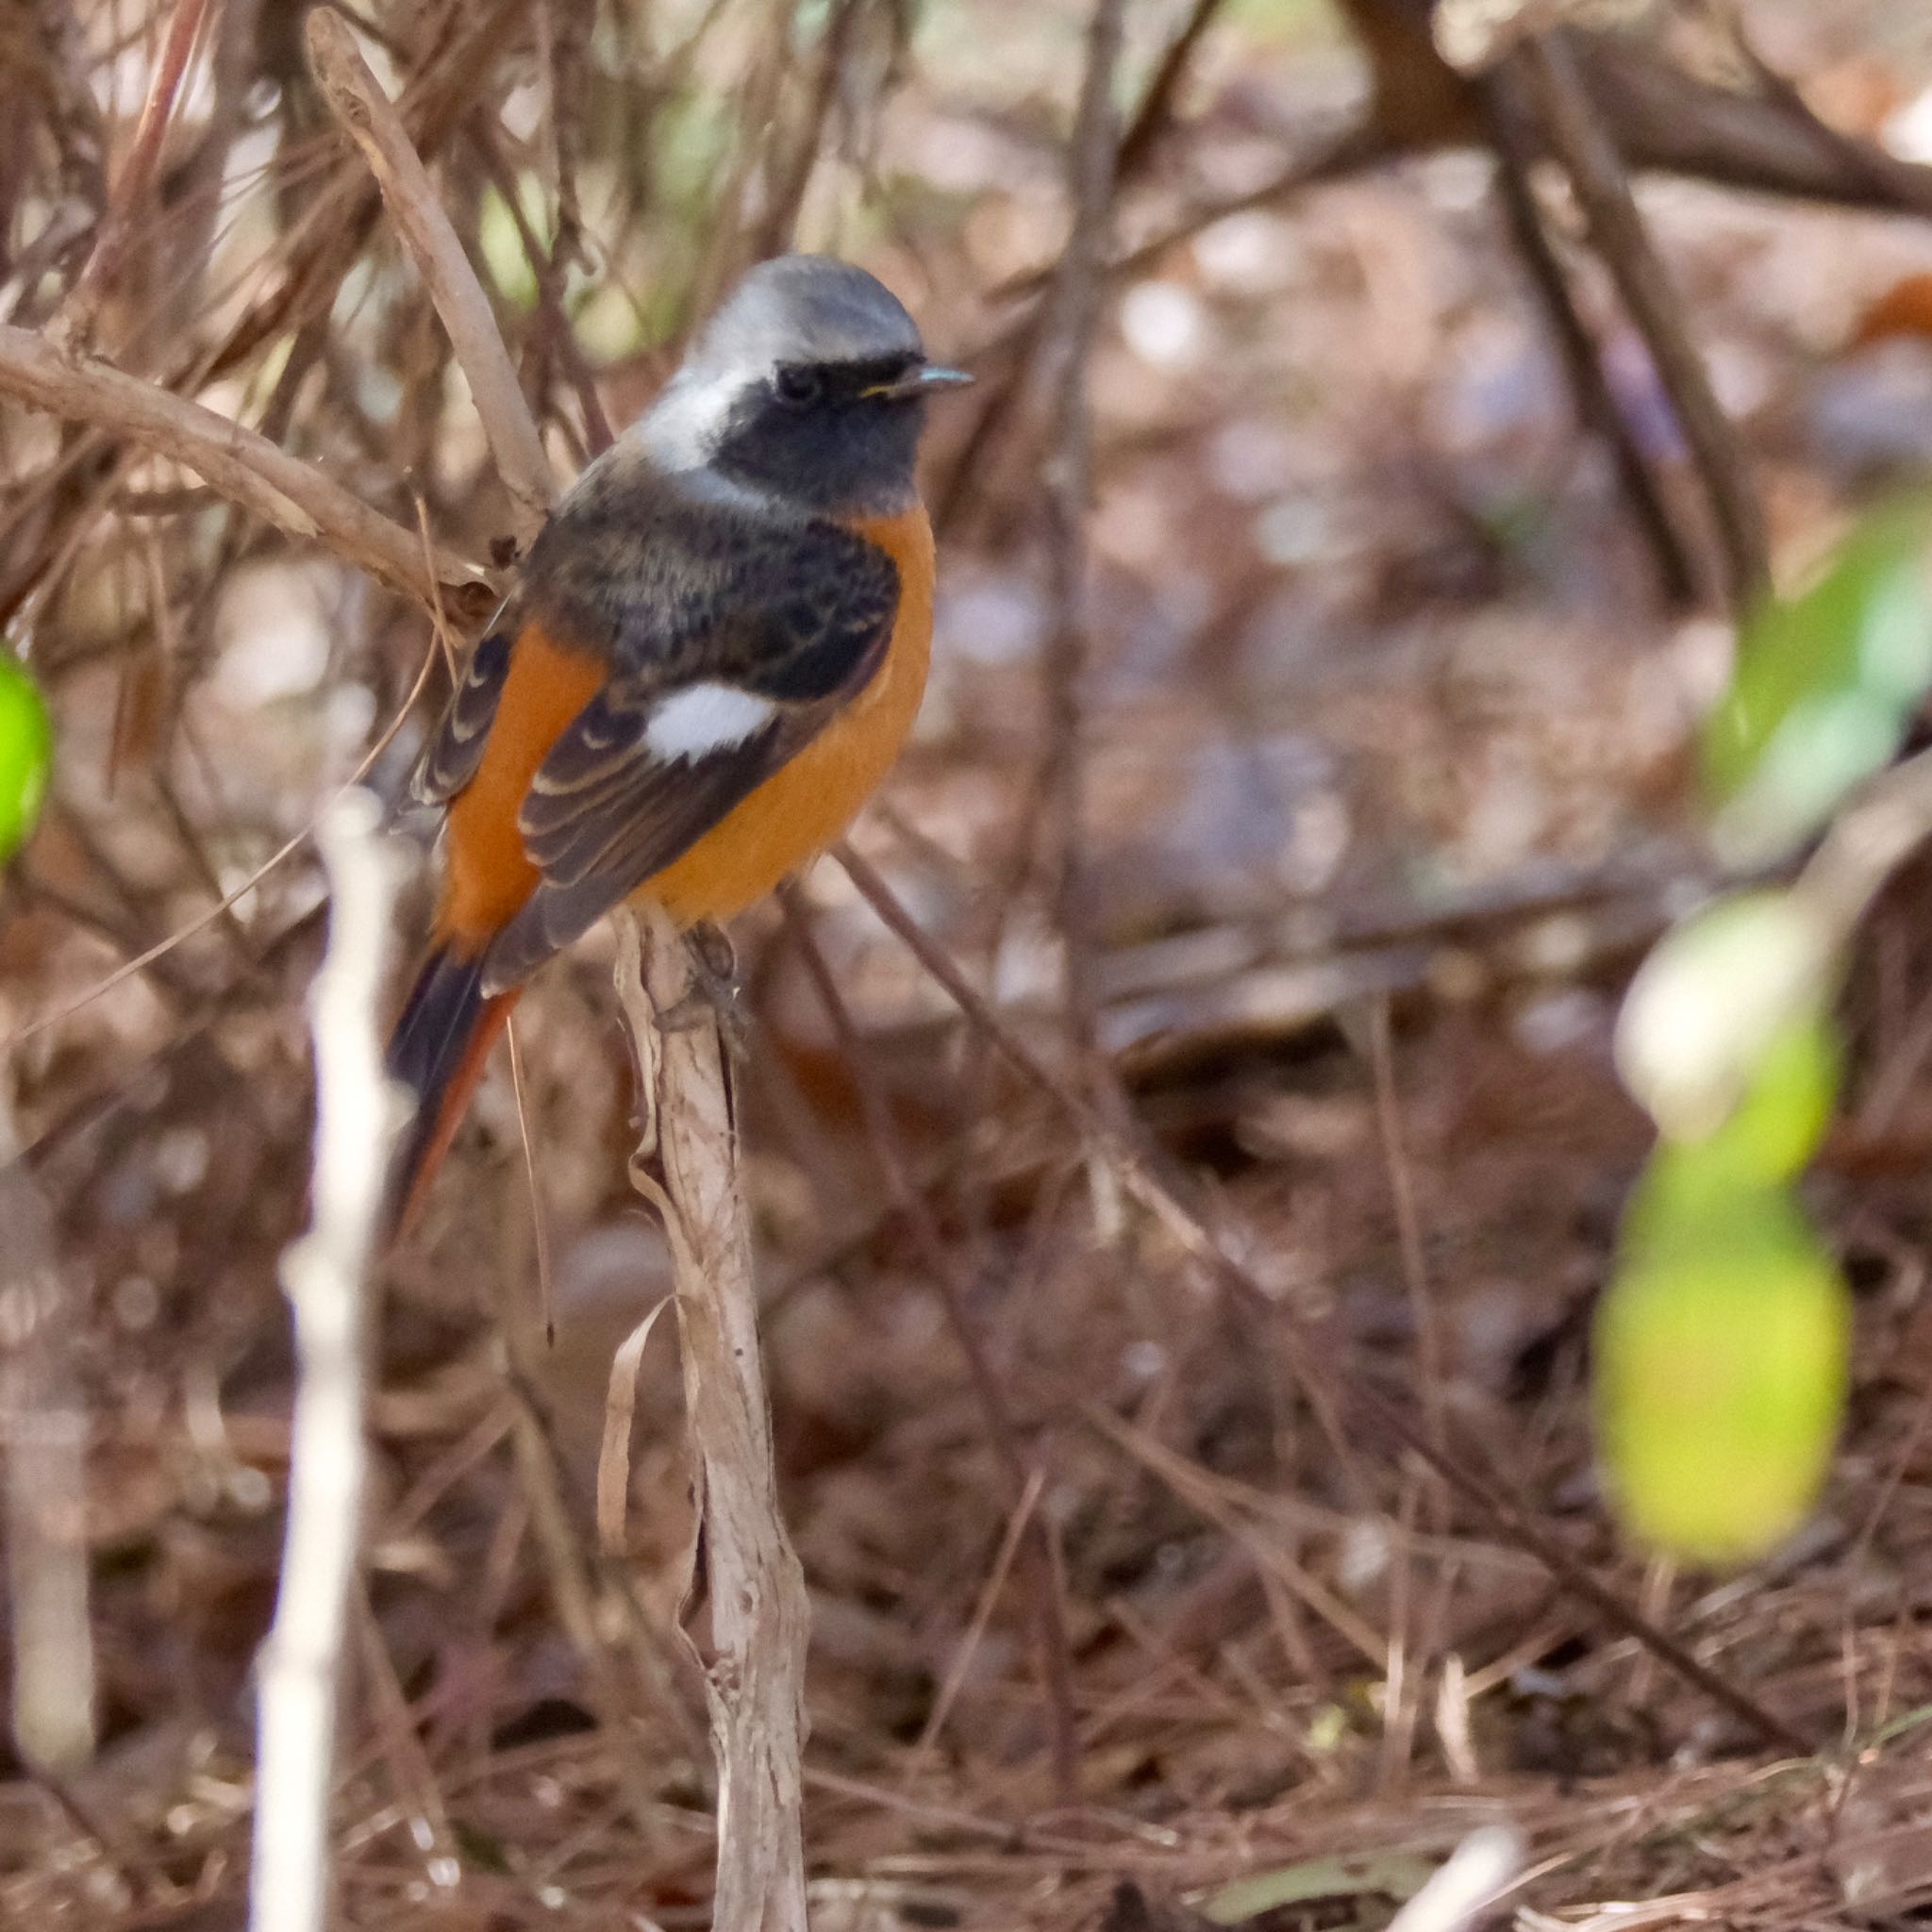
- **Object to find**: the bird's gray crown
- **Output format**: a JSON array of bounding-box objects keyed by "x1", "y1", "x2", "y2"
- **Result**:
[
  {"x1": 640, "y1": 255, "x2": 925, "y2": 476},
  {"x1": 689, "y1": 255, "x2": 924, "y2": 378}
]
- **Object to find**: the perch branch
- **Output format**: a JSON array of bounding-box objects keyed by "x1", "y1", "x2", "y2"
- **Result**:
[
  {"x1": 305, "y1": 7, "x2": 555, "y2": 547},
  {"x1": 613, "y1": 907, "x2": 811, "y2": 1932},
  {"x1": 308, "y1": 39, "x2": 810, "y2": 1907},
  {"x1": 249, "y1": 791, "x2": 405, "y2": 1932}
]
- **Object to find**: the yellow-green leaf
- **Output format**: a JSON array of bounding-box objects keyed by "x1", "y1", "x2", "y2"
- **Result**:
[
  {"x1": 0, "y1": 657, "x2": 51, "y2": 865},
  {"x1": 1596, "y1": 1174, "x2": 1849, "y2": 1567}
]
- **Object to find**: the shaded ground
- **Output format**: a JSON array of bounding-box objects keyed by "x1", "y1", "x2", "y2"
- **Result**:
[{"x1": 8, "y1": 1, "x2": 1932, "y2": 1925}]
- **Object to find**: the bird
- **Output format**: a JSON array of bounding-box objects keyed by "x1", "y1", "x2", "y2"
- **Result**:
[{"x1": 384, "y1": 253, "x2": 971, "y2": 1230}]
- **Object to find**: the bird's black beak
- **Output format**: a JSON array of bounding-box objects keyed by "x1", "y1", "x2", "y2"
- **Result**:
[{"x1": 870, "y1": 363, "x2": 974, "y2": 400}]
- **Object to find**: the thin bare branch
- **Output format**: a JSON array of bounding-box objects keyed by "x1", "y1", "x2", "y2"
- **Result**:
[
  {"x1": 0, "y1": 1093, "x2": 94, "y2": 1777},
  {"x1": 1036, "y1": 0, "x2": 1126, "y2": 1055},
  {"x1": 1115, "y1": 0, "x2": 1230, "y2": 181},
  {"x1": 834, "y1": 842, "x2": 1809, "y2": 1756},
  {"x1": 1473, "y1": 60, "x2": 1698, "y2": 606},
  {"x1": 1511, "y1": 27, "x2": 1768, "y2": 609},
  {"x1": 781, "y1": 888, "x2": 1080, "y2": 1799},
  {"x1": 55, "y1": 0, "x2": 217, "y2": 345},
  {"x1": 305, "y1": 6, "x2": 556, "y2": 545},
  {"x1": 467, "y1": 118, "x2": 614, "y2": 458}
]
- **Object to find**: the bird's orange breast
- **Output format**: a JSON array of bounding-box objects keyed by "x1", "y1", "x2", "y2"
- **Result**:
[{"x1": 638, "y1": 503, "x2": 935, "y2": 924}]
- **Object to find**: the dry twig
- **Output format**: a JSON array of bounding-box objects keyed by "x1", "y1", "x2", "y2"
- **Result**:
[
  {"x1": 782, "y1": 888, "x2": 1080, "y2": 1797},
  {"x1": 1511, "y1": 27, "x2": 1768, "y2": 609},
  {"x1": 0, "y1": 1094, "x2": 93, "y2": 1778},
  {"x1": 305, "y1": 8, "x2": 555, "y2": 548},
  {"x1": 1036, "y1": 0, "x2": 1126, "y2": 1052},
  {"x1": 1472, "y1": 63, "x2": 1697, "y2": 606},
  {"x1": 54, "y1": 0, "x2": 217, "y2": 347}
]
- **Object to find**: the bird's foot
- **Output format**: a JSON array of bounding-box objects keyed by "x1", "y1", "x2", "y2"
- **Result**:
[{"x1": 654, "y1": 921, "x2": 749, "y2": 1059}]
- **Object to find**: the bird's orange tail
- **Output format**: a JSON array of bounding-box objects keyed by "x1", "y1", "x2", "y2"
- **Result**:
[{"x1": 384, "y1": 941, "x2": 520, "y2": 1238}]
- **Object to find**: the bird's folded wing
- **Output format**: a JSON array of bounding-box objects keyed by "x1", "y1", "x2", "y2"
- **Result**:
[
  {"x1": 413, "y1": 618, "x2": 515, "y2": 807},
  {"x1": 479, "y1": 525, "x2": 899, "y2": 989}
]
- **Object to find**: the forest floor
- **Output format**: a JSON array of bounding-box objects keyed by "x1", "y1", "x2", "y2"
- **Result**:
[{"x1": 8, "y1": 3, "x2": 1932, "y2": 1927}]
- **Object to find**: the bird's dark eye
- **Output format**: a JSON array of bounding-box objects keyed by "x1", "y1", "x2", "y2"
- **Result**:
[{"x1": 774, "y1": 364, "x2": 822, "y2": 408}]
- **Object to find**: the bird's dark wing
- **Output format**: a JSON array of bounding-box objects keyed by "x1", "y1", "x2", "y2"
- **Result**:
[
  {"x1": 479, "y1": 512, "x2": 899, "y2": 990},
  {"x1": 413, "y1": 623, "x2": 514, "y2": 807}
]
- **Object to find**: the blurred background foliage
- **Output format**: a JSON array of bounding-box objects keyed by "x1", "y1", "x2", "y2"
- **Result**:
[{"x1": 10, "y1": 0, "x2": 1932, "y2": 1926}]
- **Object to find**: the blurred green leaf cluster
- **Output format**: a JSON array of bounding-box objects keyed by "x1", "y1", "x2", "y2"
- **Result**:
[
  {"x1": 0, "y1": 655, "x2": 51, "y2": 866},
  {"x1": 1705, "y1": 497, "x2": 1932, "y2": 866},
  {"x1": 1599, "y1": 1014, "x2": 1849, "y2": 1566},
  {"x1": 1600, "y1": 503, "x2": 1932, "y2": 1567}
]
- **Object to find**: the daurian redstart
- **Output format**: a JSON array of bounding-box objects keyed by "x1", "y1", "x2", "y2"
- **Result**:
[{"x1": 386, "y1": 254, "x2": 969, "y2": 1225}]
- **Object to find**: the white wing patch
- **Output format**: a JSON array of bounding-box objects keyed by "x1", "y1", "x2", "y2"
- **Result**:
[{"x1": 643, "y1": 681, "x2": 777, "y2": 761}]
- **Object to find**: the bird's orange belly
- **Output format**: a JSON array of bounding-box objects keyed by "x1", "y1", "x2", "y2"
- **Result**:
[{"x1": 640, "y1": 517, "x2": 933, "y2": 923}]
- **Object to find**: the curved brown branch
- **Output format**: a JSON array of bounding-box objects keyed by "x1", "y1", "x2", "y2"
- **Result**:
[{"x1": 0, "y1": 322, "x2": 493, "y2": 609}]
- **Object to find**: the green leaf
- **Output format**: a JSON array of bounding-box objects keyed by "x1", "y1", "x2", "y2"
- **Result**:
[
  {"x1": 1703, "y1": 1013, "x2": 1841, "y2": 1188},
  {"x1": 0, "y1": 657, "x2": 51, "y2": 865},
  {"x1": 1597, "y1": 1165, "x2": 1849, "y2": 1567},
  {"x1": 1199, "y1": 1853, "x2": 1436, "y2": 1926},
  {"x1": 1704, "y1": 497, "x2": 1932, "y2": 864},
  {"x1": 1706, "y1": 502, "x2": 1932, "y2": 851}
]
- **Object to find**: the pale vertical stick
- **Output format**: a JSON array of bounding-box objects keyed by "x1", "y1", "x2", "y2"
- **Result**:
[
  {"x1": 1386, "y1": 1824, "x2": 1524, "y2": 1932},
  {"x1": 249, "y1": 791, "x2": 404, "y2": 1932},
  {"x1": 613, "y1": 907, "x2": 810, "y2": 1932},
  {"x1": 0, "y1": 1095, "x2": 94, "y2": 1774}
]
